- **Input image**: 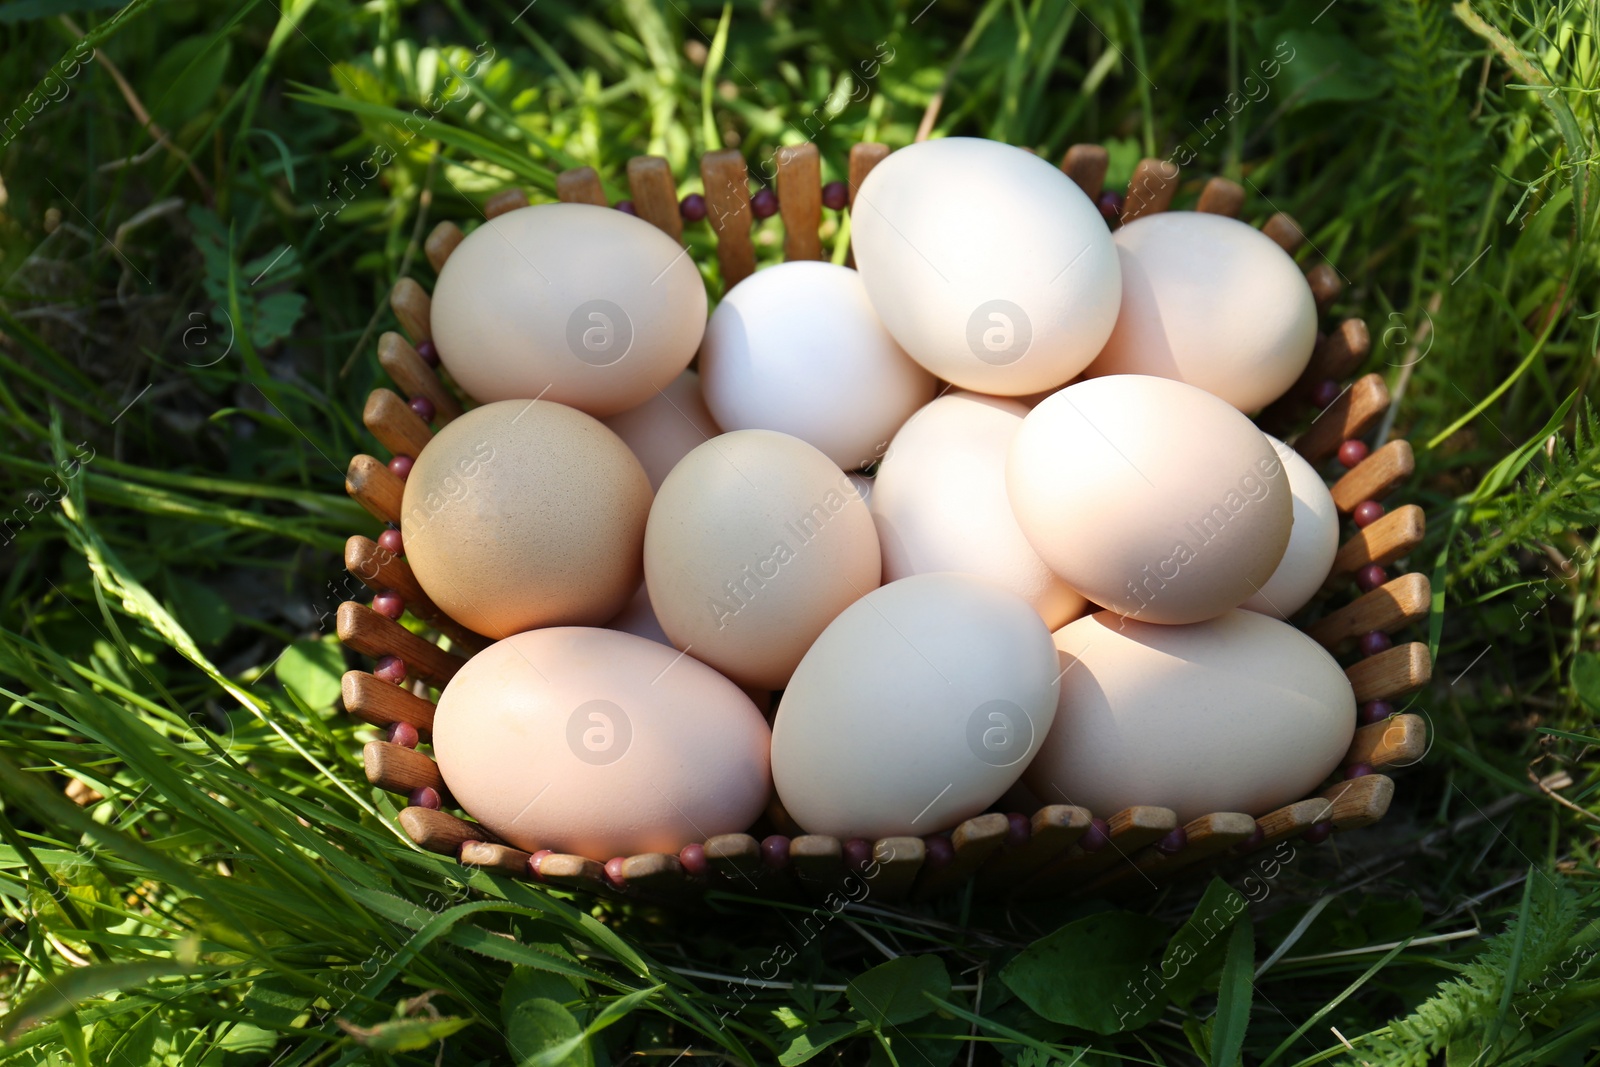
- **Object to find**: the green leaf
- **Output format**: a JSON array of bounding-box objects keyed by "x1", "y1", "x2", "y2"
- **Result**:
[
  {"x1": 0, "y1": 0, "x2": 122, "y2": 23},
  {"x1": 1001, "y1": 911, "x2": 1169, "y2": 1035},
  {"x1": 847, "y1": 955, "x2": 951, "y2": 1029},
  {"x1": 274, "y1": 638, "x2": 344, "y2": 710},
  {"x1": 1571, "y1": 652, "x2": 1600, "y2": 714},
  {"x1": 240, "y1": 976, "x2": 311, "y2": 1030},
  {"x1": 503, "y1": 964, "x2": 587, "y2": 1034},
  {"x1": 163, "y1": 574, "x2": 233, "y2": 646},
  {"x1": 148, "y1": 35, "x2": 233, "y2": 128},
  {"x1": 248, "y1": 291, "x2": 308, "y2": 349},
  {"x1": 0, "y1": 958, "x2": 208, "y2": 1041},
  {"x1": 1161, "y1": 878, "x2": 1249, "y2": 1005},
  {"x1": 505, "y1": 998, "x2": 590, "y2": 1067},
  {"x1": 1210, "y1": 920, "x2": 1254, "y2": 1067},
  {"x1": 337, "y1": 1013, "x2": 473, "y2": 1052},
  {"x1": 1257, "y1": 28, "x2": 1390, "y2": 107},
  {"x1": 778, "y1": 1021, "x2": 868, "y2": 1066}
]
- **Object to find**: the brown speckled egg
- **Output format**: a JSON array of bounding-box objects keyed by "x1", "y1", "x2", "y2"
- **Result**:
[{"x1": 401, "y1": 399, "x2": 651, "y2": 638}]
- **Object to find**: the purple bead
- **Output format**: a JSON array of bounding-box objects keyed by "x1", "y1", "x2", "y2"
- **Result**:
[
  {"x1": 1005, "y1": 812, "x2": 1031, "y2": 847},
  {"x1": 604, "y1": 856, "x2": 628, "y2": 885},
  {"x1": 1303, "y1": 820, "x2": 1334, "y2": 845},
  {"x1": 1353, "y1": 500, "x2": 1385, "y2": 528},
  {"x1": 1356, "y1": 564, "x2": 1388, "y2": 593},
  {"x1": 678, "y1": 843, "x2": 708, "y2": 877},
  {"x1": 1338, "y1": 439, "x2": 1370, "y2": 469},
  {"x1": 615, "y1": 200, "x2": 638, "y2": 216},
  {"x1": 408, "y1": 786, "x2": 441, "y2": 809},
  {"x1": 760, "y1": 835, "x2": 790, "y2": 869},
  {"x1": 378, "y1": 528, "x2": 404, "y2": 556},
  {"x1": 415, "y1": 339, "x2": 439, "y2": 367},
  {"x1": 821, "y1": 181, "x2": 849, "y2": 211},
  {"x1": 387, "y1": 454, "x2": 414, "y2": 480},
  {"x1": 1345, "y1": 763, "x2": 1374, "y2": 779},
  {"x1": 1096, "y1": 190, "x2": 1124, "y2": 223},
  {"x1": 1156, "y1": 828, "x2": 1188, "y2": 855},
  {"x1": 1311, "y1": 379, "x2": 1342, "y2": 408},
  {"x1": 386, "y1": 721, "x2": 420, "y2": 748},
  {"x1": 751, "y1": 188, "x2": 778, "y2": 219},
  {"x1": 1080, "y1": 818, "x2": 1111, "y2": 853},
  {"x1": 1237, "y1": 824, "x2": 1265, "y2": 852},
  {"x1": 679, "y1": 193, "x2": 707, "y2": 222},
  {"x1": 372, "y1": 590, "x2": 404, "y2": 621},
  {"x1": 842, "y1": 838, "x2": 873, "y2": 871},
  {"x1": 1360, "y1": 700, "x2": 1395, "y2": 725},
  {"x1": 1359, "y1": 631, "x2": 1394, "y2": 657},
  {"x1": 528, "y1": 849, "x2": 552, "y2": 878},
  {"x1": 409, "y1": 396, "x2": 436, "y2": 422},
  {"x1": 374, "y1": 655, "x2": 406, "y2": 685},
  {"x1": 923, "y1": 835, "x2": 955, "y2": 870}
]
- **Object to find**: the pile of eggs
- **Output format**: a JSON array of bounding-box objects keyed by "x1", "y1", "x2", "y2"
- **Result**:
[{"x1": 385, "y1": 137, "x2": 1362, "y2": 866}]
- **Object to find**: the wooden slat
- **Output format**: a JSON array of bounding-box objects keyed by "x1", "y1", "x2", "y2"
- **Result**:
[
  {"x1": 1262, "y1": 212, "x2": 1305, "y2": 255},
  {"x1": 346, "y1": 454, "x2": 404, "y2": 525},
  {"x1": 847, "y1": 143, "x2": 890, "y2": 205},
  {"x1": 425, "y1": 221, "x2": 464, "y2": 273},
  {"x1": 557, "y1": 167, "x2": 608, "y2": 206},
  {"x1": 1260, "y1": 318, "x2": 1371, "y2": 433},
  {"x1": 398, "y1": 807, "x2": 494, "y2": 853},
  {"x1": 1327, "y1": 505, "x2": 1426, "y2": 583},
  {"x1": 460, "y1": 841, "x2": 531, "y2": 876},
  {"x1": 1018, "y1": 806, "x2": 1178, "y2": 897},
  {"x1": 363, "y1": 388, "x2": 434, "y2": 459},
  {"x1": 626, "y1": 156, "x2": 683, "y2": 243},
  {"x1": 1122, "y1": 159, "x2": 1179, "y2": 223},
  {"x1": 775, "y1": 142, "x2": 822, "y2": 261},
  {"x1": 336, "y1": 601, "x2": 467, "y2": 687},
  {"x1": 914, "y1": 813, "x2": 1008, "y2": 900},
  {"x1": 484, "y1": 188, "x2": 530, "y2": 220},
  {"x1": 364, "y1": 741, "x2": 443, "y2": 795},
  {"x1": 1317, "y1": 774, "x2": 1394, "y2": 830},
  {"x1": 1253, "y1": 799, "x2": 1327, "y2": 848},
  {"x1": 539, "y1": 854, "x2": 613, "y2": 894},
  {"x1": 1344, "y1": 714, "x2": 1427, "y2": 770},
  {"x1": 1331, "y1": 440, "x2": 1415, "y2": 513},
  {"x1": 377, "y1": 332, "x2": 464, "y2": 425},
  {"x1": 620, "y1": 853, "x2": 695, "y2": 899},
  {"x1": 700, "y1": 150, "x2": 756, "y2": 290},
  {"x1": 344, "y1": 535, "x2": 489, "y2": 654},
  {"x1": 1083, "y1": 812, "x2": 1256, "y2": 895},
  {"x1": 1196, "y1": 177, "x2": 1245, "y2": 217},
  {"x1": 389, "y1": 278, "x2": 433, "y2": 345},
  {"x1": 790, "y1": 835, "x2": 846, "y2": 894},
  {"x1": 1307, "y1": 573, "x2": 1431, "y2": 651},
  {"x1": 1347, "y1": 642, "x2": 1431, "y2": 703},
  {"x1": 864, "y1": 837, "x2": 925, "y2": 902},
  {"x1": 342, "y1": 670, "x2": 436, "y2": 734},
  {"x1": 1307, "y1": 263, "x2": 1343, "y2": 315},
  {"x1": 975, "y1": 805, "x2": 1091, "y2": 891},
  {"x1": 703, "y1": 833, "x2": 766, "y2": 890},
  {"x1": 1059, "y1": 144, "x2": 1108, "y2": 200},
  {"x1": 1294, "y1": 372, "x2": 1389, "y2": 464}
]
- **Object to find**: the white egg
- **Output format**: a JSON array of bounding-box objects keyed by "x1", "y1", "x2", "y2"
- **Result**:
[
  {"x1": 851, "y1": 138, "x2": 1121, "y2": 395},
  {"x1": 1241, "y1": 436, "x2": 1339, "y2": 618},
  {"x1": 602, "y1": 370, "x2": 721, "y2": 491}
]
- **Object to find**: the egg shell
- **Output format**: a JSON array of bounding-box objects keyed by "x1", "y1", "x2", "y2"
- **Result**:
[
  {"x1": 601, "y1": 370, "x2": 721, "y2": 491},
  {"x1": 644, "y1": 429, "x2": 881, "y2": 689},
  {"x1": 771, "y1": 573, "x2": 1061, "y2": 839},
  {"x1": 605, "y1": 581, "x2": 773, "y2": 713},
  {"x1": 1242, "y1": 436, "x2": 1339, "y2": 618},
  {"x1": 402, "y1": 399, "x2": 651, "y2": 638},
  {"x1": 1023, "y1": 609, "x2": 1356, "y2": 821},
  {"x1": 430, "y1": 203, "x2": 707, "y2": 416},
  {"x1": 871, "y1": 393, "x2": 1086, "y2": 628},
  {"x1": 700, "y1": 261, "x2": 937, "y2": 470},
  {"x1": 1007, "y1": 375, "x2": 1292, "y2": 624},
  {"x1": 432, "y1": 627, "x2": 771, "y2": 858},
  {"x1": 1085, "y1": 212, "x2": 1317, "y2": 412},
  {"x1": 850, "y1": 138, "x2": 1121, "y2": 395}
]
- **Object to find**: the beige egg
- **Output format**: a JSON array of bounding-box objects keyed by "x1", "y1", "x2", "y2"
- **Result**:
[
  {"x1": 872, "y1": 393, "x2": 1086, "y2": 628},
  {"x1": 1007, "y1": 375, "x2": 1292, "y2": 624},
  {"x1": 644, "y1": 429, "x2": 881, "y2": 689},
  {"x1": 601, "y1": 370, "x2": 721, "y2": 490},
  {"x1": 1023, "y1": 610, "x2": 1355, "y2": 821},
  {"x1": 606, "y1": 582, "x2": 773, "y2": 715},
  {"x1": 1085, "y1": 212, "x2": 1317, "y2": 412},
  {"x1": 430, "y1": 204, "x2": 707, "y2": 416},
  {"x1": 432, "y1": 627, "x2": 771, "y2": 858},
  {"x1": 402, "y1": 399, "x2": 651, "y2": 638},
  {"x1": 771, "y1": 573, "x2": 1060, "y2": 839},
  {"x1": 1242, "y1": 436, "x2": 1339, "y2": 618}
]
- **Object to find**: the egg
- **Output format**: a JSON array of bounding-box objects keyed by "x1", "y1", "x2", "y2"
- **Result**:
[
  {"x1": 1242, "y1": 436, "x2": 1339, "y2": 618},
  {"x1": 1023, "y1": 609, "x2": 1355, "y2": 821},
  {"x1": 644, "y1": 429, "x2": 881, "y2": 689},
  {"x1": 601, "y1": 370, "x2": 721, "y2": 490},
  {"x1": 850, "y1": 138, "x2": 1121, "y2": 395},
  {"x1": 699, "y1": 261, "x2": 937, "y2": 470},
  {"x1": 402, "y1": 399, "x2": 651, "y2": 637},
  {"x1": 771, "y1": 573, "x2": 1060, "y2": 839},
  {"x1": 430, "y1": 204, "x2": 707, "y2": 416},
  {"x1": 1007, "y1": 375, "x2": 1292, "y2": 624},
  {"x1": 871, "y1": 393, "x2": 1086, "y2": 628},
  {"x1": 1084, "y1": 212, "x2": 1317, "y2": 412},
  {"x1": 432, "y1": 627, "x2": 771, "y2": 858}
]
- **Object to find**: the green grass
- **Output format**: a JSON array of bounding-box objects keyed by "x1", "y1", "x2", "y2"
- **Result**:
[{"x1": 1, "y1": 0, "x2": 1599, "y2": 1063}]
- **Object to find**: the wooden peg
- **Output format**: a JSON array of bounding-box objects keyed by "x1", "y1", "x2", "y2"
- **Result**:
[
  {"x1": 1262, "y1": 212, "x2": 1305, "y2": 255},
  {"x1": 342, "y1": 670, "x2": 436, "y2": 734},
  {"x1": 1327, "y1": 504, "x2": 1426, "y2": 582},
  {"x1": 538, "y1": 854, "x2": 614, "y2": 894},
  {"x1": 1307, "y1": 573, "x2": 1431, "y2": 651},
  {"x1": 847, "y1": 143, "x2": 890, "y2": 205},
  {"x1": 1059, "y1": 144, "x2": 1109, "y2": 200},
  {"x1": 1250, "y1": 799, "x2": 1328, "y2": 849},
  {"x1": 775, "y1": 143, "x2": 822, "y2": 261},
  {"x1": 914, "y1": 813, "x2": 1008, "y2": 900},
  {"x1": 336, "y1": 601, "x2": 467, "y2": 687},
  {"x1": 1331, "y1": 440, "x2": 1415, "y2": 513},
  {"x1": 1344, "y1": 714, "x2": 1427, "y2": 770},
  {"x1": 626, "y1": 156, "x2": 683, "y2": 242},
  {"x1": 377, "y1": 332, "x2": 463, "y2": 425},
  {"x1": 363, "y1": 388, "x2": 434, "y2": 460},
  {"x1": 620, "y1": 853, "x2": 695, "y2": 899},
  {"x1": 389, "y1": 278, "x2": 433, "y2": 345},
  {"x1": 702, "y1": 833, "x2": 765, "y2": 888},
  {"x1": 864, "y1": 837, "x2": 925, "y2": 902},
  {"x1": 425, "y1": 221, "x2": 464, "y2": 273},
  {"x1": 1346, "y1": 642, "x2": 1431, "y2": 703},
  {"x1": 1196, "y1": 177, "x2": 1245, "y2": 218},
  {"x1": 364, "y1": 740, "x2": 445, "y2": 795},
  {"x1": 700, "y1": 149, "x2": 756, "y2": 291},
  {"x1": 1294, "y1": 373, "x2": 1389, "y2": 464},
  {"x1": 1260, "y1": 318, "x2": 1371, "y2": 433},
  {"x1": 1122, "y1": 159, "x2": 1179, "y2": 223},
  {"x1": 1317, "y1": 774, "x2": 1394, "y2": 830},
  {"x1": 399, "y1": 807, "x2": 496, "y2": 853},
  {"x1": 484, "y1": 188, "x2": 530, "y2": 220},
  {"x1": 346, "y1": 455, "x2": 404, "y2": 526},
  {"x1": 344, "y1": 535, "x2": 488, "y2": 654},
  {"x1": 975, "y1": 805, "x2": 1091, "y2": 891},
  {"x1": 1017, "y1": 806, "x2": 1178, "y2": 897},
  {"x1": 1083, "y1": 812, "x2": 1256, "y2": 895},
  {"x1": 556, "y1": 166, "x2": 608, "y2": 206},
  {"x1": 460, "y1": 841, "x2": 532, "y2": 876},
  {"x1": 1307, "y1": 263, "x2": 1343, "y2": 315},
  {"x1": 790, "y1": 835, "x2": 847, "y2": 894}
]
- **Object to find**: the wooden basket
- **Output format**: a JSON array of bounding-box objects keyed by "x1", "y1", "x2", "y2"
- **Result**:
[{"x1": 337, "y1": 142, "x2": 1431, "y2": 905}]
